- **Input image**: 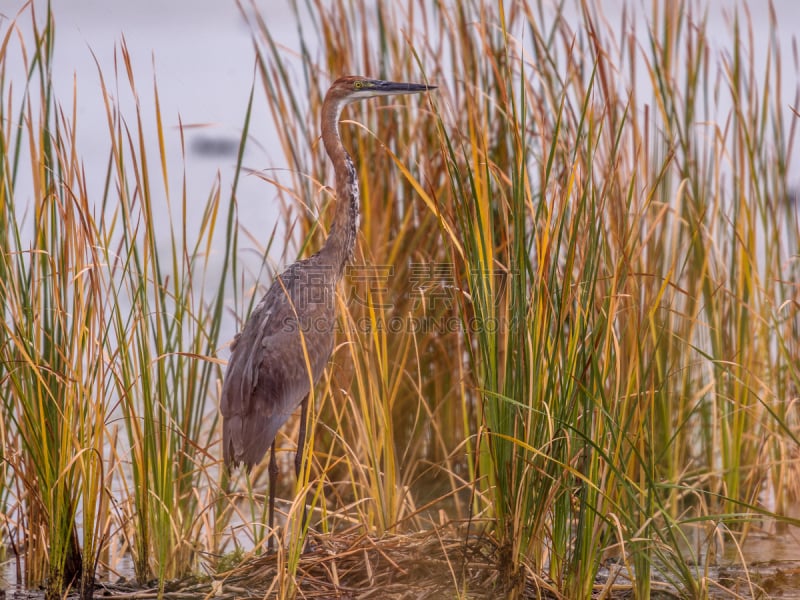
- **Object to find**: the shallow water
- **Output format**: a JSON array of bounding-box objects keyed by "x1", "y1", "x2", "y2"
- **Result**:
[{"x1": 4, "y1": 525, "x2": 800, "y2": 598}]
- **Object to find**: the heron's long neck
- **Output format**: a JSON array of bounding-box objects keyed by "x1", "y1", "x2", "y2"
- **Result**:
[{"x1": 320, "y1": 99, "x2": 359, "y2": 276}]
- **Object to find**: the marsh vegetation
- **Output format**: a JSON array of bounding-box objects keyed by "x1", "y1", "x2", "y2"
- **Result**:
[{"x1": 1, "y1": 1, "x2": 799, "y2": 598}]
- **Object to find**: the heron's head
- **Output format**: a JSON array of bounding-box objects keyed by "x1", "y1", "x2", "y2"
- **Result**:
[{"x1": 327, "y1": 76, "x2": 436, "y2": 106}]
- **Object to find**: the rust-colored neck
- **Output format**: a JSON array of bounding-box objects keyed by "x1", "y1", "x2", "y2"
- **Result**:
[{"x1": 319, "y1": 95, "x2": 359, "y2": 276}]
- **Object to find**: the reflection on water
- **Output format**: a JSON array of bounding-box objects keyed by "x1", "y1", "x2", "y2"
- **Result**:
[{"x1": 1, "y1": 557, "x2": 18, "y2": 594}]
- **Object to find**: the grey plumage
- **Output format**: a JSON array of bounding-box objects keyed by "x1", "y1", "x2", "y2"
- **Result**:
[
  {"x1": 220, "y1": 76, "x2": 435, "y2": 544},
  {"x1": 221, "y1": 254, "x2": 337, "y2": 468}
]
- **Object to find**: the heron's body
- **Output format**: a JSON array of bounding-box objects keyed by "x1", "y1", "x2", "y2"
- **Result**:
[
  {"x1": 221, "y1": 251, "x2": 338, "y2": 468},
  {"x1": 220, "y1": 76, "x2": 434, "y2": 543}
]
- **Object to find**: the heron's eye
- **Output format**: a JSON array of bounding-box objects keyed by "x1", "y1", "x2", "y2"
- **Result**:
[{"x1": 354, "y1": 81, "x2": 364, "y2": 90}]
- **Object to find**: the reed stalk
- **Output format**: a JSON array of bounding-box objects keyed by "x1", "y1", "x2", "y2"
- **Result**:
[{"x1": 0, "y1": 3, "x2": 238, "y2": 594}]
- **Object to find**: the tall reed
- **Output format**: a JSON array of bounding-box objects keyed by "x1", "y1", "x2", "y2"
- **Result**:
[
  {"x1": 247, "y1": 0, "x2": 799, "y2": 597},
  {"x1": 94, "y1": 38, "x2": 243, "y2": 586},
  {"x1": 0, "y1": 3, "x2": 239, "y2": 596},
  {"x1": 0, "y1": 7, "x2": 96, "y2": 597},
  {"x1": 245, "y1": 0, "x2": 465, "y2": 539}
]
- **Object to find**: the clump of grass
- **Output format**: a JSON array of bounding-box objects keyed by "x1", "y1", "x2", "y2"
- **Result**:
[
  {"x1": 94, "y1": 37, "x2": 245, "y2": 587},
  {"x1": 0, "y1": 7, "x2": 100, "y2": 597},
  {"x1": 0, "y1": 3, "x2": 243, "y2": 597},
  {"x1": 247, "y1": 0, "x2": 800, "y2": 597},
  {"x1": 245, "y1": 0, "x2": 465, "y2": 539}
]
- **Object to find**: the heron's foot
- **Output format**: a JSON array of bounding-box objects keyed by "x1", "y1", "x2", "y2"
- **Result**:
[{"x1": 266, "y1": 530, "x2": 279, "y2": 554}]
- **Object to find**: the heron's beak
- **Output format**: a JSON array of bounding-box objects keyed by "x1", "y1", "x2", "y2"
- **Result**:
[{"x1": 371, "y1": 79, "x2": 437, "y2": 95}]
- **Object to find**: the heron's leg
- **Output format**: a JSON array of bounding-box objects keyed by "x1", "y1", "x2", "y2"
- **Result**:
[
  {"x1": 295, "y1": 395, "x2": 311, "y2": 536},
  {"x1": 295, "y1": 395, "x2": 309, "y2": 477},
  {"x1": 267, "y1": 439, "x2": 278, "y2": 552}
]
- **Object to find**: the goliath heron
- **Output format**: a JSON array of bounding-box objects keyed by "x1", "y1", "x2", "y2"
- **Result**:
[{"x1": 221, "y1": 76, "x2": 435, "y2": 546}]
